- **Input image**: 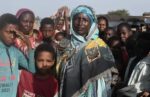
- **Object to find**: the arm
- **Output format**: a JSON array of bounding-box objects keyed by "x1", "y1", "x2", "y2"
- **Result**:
[
  {"x1": 18, "y1": 49, "x2": 36, "y2": 73},
  {"x1": 64, "y1": 11, "x2": 69, "y2": 34}
]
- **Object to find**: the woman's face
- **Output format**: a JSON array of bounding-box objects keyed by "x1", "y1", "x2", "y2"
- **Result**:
[
  {"x1": 19, "y1": 12, "x2": 34, "y2": 35},
  {"x1": 73, "y1": 13, "x2": 91, "y2": 37}
]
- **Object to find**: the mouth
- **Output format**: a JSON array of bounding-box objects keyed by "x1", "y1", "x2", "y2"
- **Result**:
[
  {"x1": 8, "y1": 38, "x2": 14, "y2": 42},
  {"x1": 76, "y1": 28, "x2": 84, "y2": 33},
  {"x1": 5, "y1": 40, "x2": 14, "y2": 46}
]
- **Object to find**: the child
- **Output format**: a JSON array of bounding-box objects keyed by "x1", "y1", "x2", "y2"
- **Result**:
[
  {"x1": 40, "y1": 17, "x2": 57, "y2": 50},
  {"x1": 117, "y1": 22, "x2": 133, "y2": 43},
  {"x1": 17, "y1": 43, "x2": 58, "y2": 97},
  {"x1": 55, "y1": 31, "x2": 67, "y2": 42},
  {"x1": 0, "y1": 13, "x2": 33, "y2": 97},
  {"x1": 40, "y1": 17, "x2": 55, "y2": 42},
  {"x1": 117, "y1": 23, "x2": 133, "y2": 72},
  {"x1": 105, "y1": 27, "x2": 116, "y2": 42}
]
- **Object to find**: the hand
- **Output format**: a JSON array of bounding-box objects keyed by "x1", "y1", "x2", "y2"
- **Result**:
[
  {"x1": 12, "y1": 29, "x2": 32, "y2": 50},
  {"x1": 137, "y1": 91, "x2": 150, "y2": 97},
  {"x1": 12, "y1": 29, "x2": 24, "y2": 38}
]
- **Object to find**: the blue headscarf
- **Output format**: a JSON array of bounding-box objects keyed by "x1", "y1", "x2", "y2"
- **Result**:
[{"x1": 70, "y1": 5, "x2": 99, "y2": 48}]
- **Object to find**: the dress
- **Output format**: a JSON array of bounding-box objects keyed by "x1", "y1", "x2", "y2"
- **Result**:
[
  {"x1": 58, "y1": 5, "x2": 118, "y2": 97},
  {"x1": 17, "y1": 70, "x2": 58, "y2": 97}
]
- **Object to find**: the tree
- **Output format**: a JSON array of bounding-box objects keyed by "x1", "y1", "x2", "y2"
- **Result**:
[{"x1": 108, "y1": 9, "x2": 130, "y2": 17}]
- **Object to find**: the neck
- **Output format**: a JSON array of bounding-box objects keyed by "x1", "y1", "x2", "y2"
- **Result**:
[
  {"x1": 21, "y1": 30, "x2": 33, "y2": 36},
  {"x1": 35, "y1": 73, "x2": 50, "y2": 79}
]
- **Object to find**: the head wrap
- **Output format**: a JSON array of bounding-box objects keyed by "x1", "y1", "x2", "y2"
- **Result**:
[
  {"x1": 70, "y1": 5, "x2": 99, "y2": 48},
  {"x1": 16, "y1": 8, "x2": 35, "y2": 19}
]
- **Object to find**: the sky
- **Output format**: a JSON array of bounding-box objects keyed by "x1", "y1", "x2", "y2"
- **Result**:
[{"x1": 0, "y1": 0, "x2": 150, "y2": 18}]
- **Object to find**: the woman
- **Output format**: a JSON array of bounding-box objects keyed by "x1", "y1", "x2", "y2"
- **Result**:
[
  {"x1": 58, "y1": 5, "x2": 118, "y2": 97},
  {"x1": 15, "y1": 8, "x2": 40, "y2": 55},
  {"x1": 97, "y1": 16, "x2": 109, "y2": 40}
]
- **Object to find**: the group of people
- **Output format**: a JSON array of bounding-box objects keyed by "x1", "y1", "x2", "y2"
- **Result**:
[{"x1": 0, "y1": 5, "x2": 150, "y2": 97}]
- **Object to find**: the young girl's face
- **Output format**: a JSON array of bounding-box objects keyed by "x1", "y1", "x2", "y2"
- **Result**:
[
  {"x1": 36, "y1": 51, "x2": 54, "y2": 75},
  {"x1": 119, "y1": 26, "x2": 131, "y2": 43}
]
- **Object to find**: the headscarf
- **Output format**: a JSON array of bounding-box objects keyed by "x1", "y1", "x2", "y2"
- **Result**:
[
  {"x1": 16, "y1": 8, "x2": 35, "y2": 19},
  {"x1": 70, "y1": 5, "x2": 99, "y2": 48}
]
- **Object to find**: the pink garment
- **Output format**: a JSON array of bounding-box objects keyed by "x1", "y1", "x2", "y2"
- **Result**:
[{"x1": 15, "y1": 35, "x2": 35, "y2": 55}]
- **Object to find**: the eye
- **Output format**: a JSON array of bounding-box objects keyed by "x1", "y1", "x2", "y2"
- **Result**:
[
  {"x1": 83, "y1": 18, "x2": 88, "y2": 22},
  {"x1": 47, "y1": 59, "x2": 53, "y2": 63},
  {"x1": 37, "y1": 59, "x2": 43, "y2": 62}
]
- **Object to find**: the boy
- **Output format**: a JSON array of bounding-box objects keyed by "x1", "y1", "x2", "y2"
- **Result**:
[
  {"x1": 0, "y1": 13, "x2": 33, "y2": 97},
  {"x1": 40, "y1": 17, "x2": 55, "y2": 43},
  {"x1": 17, "y1": 43, "x2": 58, "y2": 97}
]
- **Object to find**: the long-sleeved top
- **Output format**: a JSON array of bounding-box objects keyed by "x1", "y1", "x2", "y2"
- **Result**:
[{"x1": 0, "y1": 41, "x2": 34, "y2": 97}]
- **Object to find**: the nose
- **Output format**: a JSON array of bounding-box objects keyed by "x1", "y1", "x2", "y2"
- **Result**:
[
  {"x1": 45, "y1": 31, "x2": 49, "y2": 37},
  {"x1": 42, "y1": 61, "x2": 47, "y2": 67},
  {"x1": 78, "y1": 19, "x2": 84, "y2": 26},
  {"x1": 121, "y1": 34, "x2": 124, "y2": 38},
  {"x1": 26, "y1": 22, "x2": 30, "y2": 27}
]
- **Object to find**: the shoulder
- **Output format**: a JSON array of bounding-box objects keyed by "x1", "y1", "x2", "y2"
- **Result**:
[
  {"x1": 11, "y1": 45, "x2": 23, "y2": 54},
  {"x1": 20, "y1": 70, "x2": 33, "y2": 78},
  {"x1": 139, "y1": 55, "x2": 150, "y2": 66},
  {"x1": 50, "y1": 75, "x2": 58, "y2": 83},
  {"x1": 142, "y1": 55, "x2": 150, "y2": 63}
]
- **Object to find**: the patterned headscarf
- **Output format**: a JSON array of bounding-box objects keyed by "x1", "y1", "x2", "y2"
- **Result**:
[
  {"x1": 16, "y1": 8, "x2": 35, "y2": 19},
  {"x1": 70, "y1": 5, "x2": 99, "y2": 48}
]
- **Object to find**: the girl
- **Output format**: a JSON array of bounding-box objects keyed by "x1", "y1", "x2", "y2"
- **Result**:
[{"x1": 17, "y1": 43, "x2": 58, "y2": 97}]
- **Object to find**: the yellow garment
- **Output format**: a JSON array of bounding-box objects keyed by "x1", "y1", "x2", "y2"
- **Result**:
[{"x1": 85, "y1": 38, "x2": 106, "y2": 50}]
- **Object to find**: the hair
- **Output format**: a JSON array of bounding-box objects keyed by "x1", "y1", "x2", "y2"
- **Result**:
[
  {"x1": 136, "y1": 32, "x2": 150, "y2": 50},
  {"x1": 97, "y1": 16, "x2": 109, "y2": 27},
  {"x1": 117, "y1": 22, "x2": 131, "y2": 33},
  {"x1": 133, "y1": 32, "x2": 150, "y2": 59},
  {"x1": 0, "y1": 13, "x2": 19, "y2": 30},
  {"x1": 34, "y1": 43, "x2": 56, "y2": 75},
  {"x1": 34, "y1": 43, "x2": 56, "y2": 61},
  {"x1": 40, "y1": 17, "x2": 54, "y2": 30}
]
